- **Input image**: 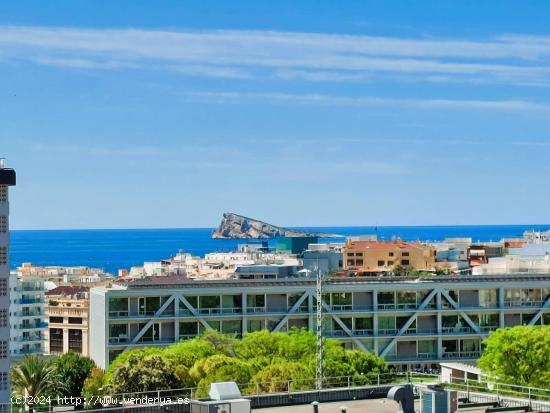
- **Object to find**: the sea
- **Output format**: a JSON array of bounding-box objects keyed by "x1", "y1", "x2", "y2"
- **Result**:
[{"x1": 9, "y1": 225, "x2": 550, "y2": 275}]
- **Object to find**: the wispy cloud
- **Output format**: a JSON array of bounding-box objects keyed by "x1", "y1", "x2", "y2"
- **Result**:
[
  {"x1": 184, "y1": 91, "x2": 550, "y2": 113},
  {"x1": 1, "y1": 26, "x2": 550, "y2": 85}
]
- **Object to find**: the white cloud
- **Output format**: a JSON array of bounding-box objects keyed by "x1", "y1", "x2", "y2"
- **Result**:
[
  {"x1": 184, "y1": 91, "x2": 550, "y2": 113},
  {"x1": 1, "y1": 26, "x2": 550, "y2": 84}
]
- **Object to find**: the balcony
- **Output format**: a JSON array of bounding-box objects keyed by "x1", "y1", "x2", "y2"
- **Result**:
[
  {"x1": 14, "y1": 310, "x2": 44, "y2": 317},
  {"x1": 15, "y1": 321, "x2": 48, "y2": 330},
  {"x1": 14, "y1": 334, "x2": 45, "y2": 342},
  {"x1": 15, "y1": 286, "x2": 43, "y2": 292},
  {"x1": 328, "y1": 305, "x2": 373, "y2": 312},
  {"x1": 386, "y1": 353, "x2": 438, "y2": 361},
  {"x1": 504, "y1": 300, "x2": 544, "y2": 308},
  {"x1": 17, "y1": 298, "x2": 44, "y2": 305},
  {"x1": 12, "y1": 348, "x2": 44, "y2": 355},
  {"x1": 442, "y1": 351, "x2": 481, "y2": 359},
  {"x1": 197, "y1": 307, "x2": 242, "y2": 315},
  {"x1": 377, "y1": 303, "x2": 423, "y2": 311},
  {"x1": 325, "y1": 329, "x2": 373, "y2": 338},
  {"x1": 441, "y1": 326, "x2": 476, "y2": 335}
]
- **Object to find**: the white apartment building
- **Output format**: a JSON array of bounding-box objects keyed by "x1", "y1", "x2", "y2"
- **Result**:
[
  {"x1": 0, "y1": 160, "x2": 16, "y2": 411},
  {"x1": 473, "y1": 245, "x2": 550, "y2": 275},
  {"x1": 9, "y1": 274, "x2": 46, "y2": 357}
]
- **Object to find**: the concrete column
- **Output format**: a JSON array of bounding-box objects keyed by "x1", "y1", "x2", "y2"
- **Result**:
[
  {"x1": 241, "y1": 291, "x2": 248, "y2": 334},
  {"x1": 308, "y1": 292, "x2": 314, "y2": 331},
  {"x1": 372, "y1": 289, "x2": 379, "y2": 354},
  {"x1": 63, "y1": 328, "x2": 69, "y2": 353},
  {"x1": 498, "y1": 287, "x2": 505, "y2": 327},
  {"x1": 82, "y1": 329, "x2": 89, "y2": 357},
  {"x1": 436, "y1": 291, "x2": 443, "y2": 358}
]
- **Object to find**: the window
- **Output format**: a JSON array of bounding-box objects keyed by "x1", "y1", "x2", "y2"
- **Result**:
[
  {"x1": 401, "y1": 259, "x2": 410, "y2": 266},
  {"x1": 69, "y1": 317, "x2": 82, "y2": 324},
  {"x1": 377, "y1": 260, "x2": 385, "y2": 267},
  {"x1": 0, "y1": 372, "x2": 7, "y2": 391},
  {"x1": 0, "y1": 247, "x2": 6, "y2": 265},
  {"x1": 0, "y1": 216, "x2": 7, "y2": 233},
  {"x1": 49, "y1": 328, "x2": 64, "y2": 353},
  {"x1": 199, "y1": 295, "x2": 220, "y2": 309},
  {"x1": 347, "y1": 260, "x2": 355, "y2": 266},
  {"x1": 0, "y1": 309, "x2": 7, "y2": 328},
  {"x1": 49, "y1": 316, "x2": 63, "y2": 324},
  {"x1": 388, "y1": 261, "x2": 394, "y2": 266},
  {"x1": 68, "y1": 329, "x2": 82, "y2": 353},
  {"x1": 180, "y1": 322, "x2": 198, "y2": 336},
  {"x1": 402, "y1": 251, "x2": 410, "y2": 257},
  {"x1": 0, "y1": 186, "x2": 7, "y2": 202},
  {"x1": 0, "y1": 340, "x2": 7, "y2": 358},
  {"x1": 389, "y1": 252, "x2": 394, "y2": 257},
  {"x1": 355, "y1": 259, "x2": 363, "y2": 266},
  {"x1": 0, "y1": 279, "x2": 6, "y2": 296}
]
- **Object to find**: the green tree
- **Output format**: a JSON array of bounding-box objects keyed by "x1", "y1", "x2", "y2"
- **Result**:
[
  {"x1": 109, "y1": 353, "x2": 180, "y2": 394},
  {"x1": 190, "y1": 354, "x2": 252, "y2": 396},
  {"x1": 105, "y1": 347, "x2": 159, "y2": 383},
  {"x1": 252, "y1": 361, "x2": 313, "y2": 392},
  {"x1": 55, "y1": 352, "x2": 96, "y2": 399},
  {"x1": 82, "y1": 368, "x2": 105, "y2": 408},
  {"x1": 11, "y1": 355, "x2": 62, "y2": 413},
  {"x1": 478, "y1": 326, "x2": 550, "y2": 388}
]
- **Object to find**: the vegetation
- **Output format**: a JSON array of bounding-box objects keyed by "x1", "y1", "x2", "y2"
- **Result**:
[
  {"x1": 10, "y1": 355, "x2": 62, "y2": 413},
  {"x1": 478, "y1": 325, "x2": 550, "y2": 388},
  {"x1": 82, "y1": 368, "x2": 105, "y2": 408},
  {"x1": 55, "y1": 352, "x2": 96, "y2": 399},
  {"x1": 105, "y1": 329, "x2": 389, "y2": 396}
]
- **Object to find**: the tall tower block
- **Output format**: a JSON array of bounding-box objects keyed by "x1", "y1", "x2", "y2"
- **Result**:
[{"x1": 0, "y1": 160, "x2": 16, "y2": 410}]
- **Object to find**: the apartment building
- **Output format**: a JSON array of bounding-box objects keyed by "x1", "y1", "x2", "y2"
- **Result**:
[
  {"x1": 0, "y1": 161, "x2": 15, "y2": 411},
  {"x1": 344, "y1": 240, "x2": 437, "y2": 274},
  {"x1": 89, "y1": 274, "x2": 550, "y2": 370},
  {"x1": 9, "y1": 274, "x2": 47, "y2": 358},
  {"x1": 45, "y1": 286, "x2": 89, "y2": 356}
]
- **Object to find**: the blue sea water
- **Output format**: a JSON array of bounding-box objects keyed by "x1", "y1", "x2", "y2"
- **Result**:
[{"x1": 9, "y1": 225, "x2": 550, "y2": 275}]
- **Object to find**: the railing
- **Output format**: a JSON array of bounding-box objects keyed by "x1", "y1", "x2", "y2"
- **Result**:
[
  {"x1": 15, "y1": 321, "x2": 48, "y2": 329},
  {"x1": 446, "y1": 375, "x2": 550, "y2": 412},
  {"x1": 378, "y1": 303, "x2": 418, "y2": 311},
  {"x1": 246, "y1": 306, "x2": 266, "y2": 313},
  {"x1": 441, "y1": 326, "x2": 475, "y2": 334},
  {"x1": 504, "y1": 300, "x2": 544, "y2": 308},
  {"x1": 329, "y1": 305, "x2": 373, "y2": 312},
  {"x1": 325, "y1": 329, "x2": 373, "y2": 337},
  {"x1": 14, "y1": 310, "x2": 44, "y2": 317},
  {"x1": 386, "y1": 353, "x2": 438, "y2": 361},
  {"x1": 18, "y1": 298, "x2": 44, "y2": 304},
  {"x1": 14, "y1": 335, "x2": 44, "y2": 342},
  {"x1": 442, "y1": 351, "x2": 481, "y2": 359}
]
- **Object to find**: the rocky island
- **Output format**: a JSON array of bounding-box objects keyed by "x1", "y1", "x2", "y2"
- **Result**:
[{"x1": 212, "y1": 212, "x2": 340, "y2": 239}]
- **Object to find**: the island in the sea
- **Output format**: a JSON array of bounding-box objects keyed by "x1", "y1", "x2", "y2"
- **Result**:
[{"x1": 212, "y1": 212, "x2": 340, "y2": 239}]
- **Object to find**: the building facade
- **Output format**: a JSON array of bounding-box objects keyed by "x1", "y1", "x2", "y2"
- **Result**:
[
  {"x1": 89, "y1": 274, "x2": 550, "y2": 370},
  {"x1": 45, "y1": 286, "x2": 89, "y2": 356},
  {"x1": 344, "y1": 240, "x2": 437, "y2": 274},
  {"x1": 0, "y1": 161, "x2": 15, "y2": 411},
  {"x1": 9, "y1": 274, "x2": 47, "y2": 358}
]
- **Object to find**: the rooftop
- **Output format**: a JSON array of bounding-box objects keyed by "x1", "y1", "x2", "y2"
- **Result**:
[
  {"x1": 345, "y1": 240, "x2": 429, "y2": 251},
  {"x1": 97, "y1": 273, "x2": 550, "y2": 291}
]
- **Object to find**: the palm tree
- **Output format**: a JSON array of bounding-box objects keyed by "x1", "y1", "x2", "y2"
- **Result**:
[{"x1": 11, "y1": 355, "x2": 60, "y2": 413}]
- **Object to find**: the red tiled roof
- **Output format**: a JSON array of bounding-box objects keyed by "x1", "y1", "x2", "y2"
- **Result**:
[{"x1": 46, "y1": 286, "x2": 89, "y2": 296}]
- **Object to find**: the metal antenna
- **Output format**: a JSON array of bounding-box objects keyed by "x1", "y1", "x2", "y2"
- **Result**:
[{"x1": 315, "y1": 258, "x2": 324, "y2": 390}]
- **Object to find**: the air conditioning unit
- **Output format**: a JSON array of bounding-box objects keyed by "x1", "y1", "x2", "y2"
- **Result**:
[
  {"x1": 420, "y1": 385, "x2": 458, "y2": 413},
  {"x1": 190, "y1": 382, "x2": 251, "y2": 413}
]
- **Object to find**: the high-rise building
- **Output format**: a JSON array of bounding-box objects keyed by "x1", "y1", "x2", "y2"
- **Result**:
[{"x1": 0, "y1": 159, "x2": 16, "y2": 411}]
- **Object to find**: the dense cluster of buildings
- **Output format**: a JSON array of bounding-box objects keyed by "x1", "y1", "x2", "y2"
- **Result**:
[{"x1": 2, "y1": 160, "x2": 550, "y2": 410}]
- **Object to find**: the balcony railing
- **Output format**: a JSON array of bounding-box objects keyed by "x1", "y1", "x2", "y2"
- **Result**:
[
  {"x1": 12, "y1": 348, "x2": 43, "y2": 355},
  {"x1": 14, "y1": 311, "x2": 44, "y2": 317},
  {"x1": 386, "y1": 353, "x2": 438, "y2": 361},
  {"x1": 504, "y1": 300, "x2": 544, "y2": 308},
  {"x1": 329, "y1": 305, "x2": 373, "y2": 312},
  {"x1": 18, "y1": 298, "x2": 44, "y2": 305},
  {"x1": 15, "y1": 335, "x2": 45, "y2": 342},
  {"x1": 441, "y1": 326, "x2": 475, "y2": 335},
  {"x1": 442, "y1": 351, "x2": 481, "y2": 359},
  {"x1": 377, "y1": 303, "x2": 420, "y2": 311},
  {"x1": 15, "y1": 322, "x2": 48, "y2": 330},
  {"x1": 325, "y1": 329, "x2": 373, "y2": 337}
]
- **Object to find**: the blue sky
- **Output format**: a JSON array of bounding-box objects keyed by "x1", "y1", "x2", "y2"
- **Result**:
[{"x1": 2, "y1": 0, "x2": 550, "y2": 229}]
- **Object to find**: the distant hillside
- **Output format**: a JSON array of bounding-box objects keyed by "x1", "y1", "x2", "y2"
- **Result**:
[{"x1": 212, "y1": 213, "x2": 340, "y2": 239}]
